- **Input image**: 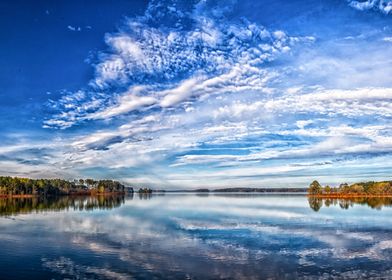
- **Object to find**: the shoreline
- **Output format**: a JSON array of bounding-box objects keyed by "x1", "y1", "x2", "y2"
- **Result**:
[
  {"x1": 308, "y1": 194, "x2": 392, "y2": 198},
  {"x1": 0, "y1": 192, "x2": 127, "y2": 198},
  {"x1": 3, "y1": 193, "x2": 392, "y2": 199}
]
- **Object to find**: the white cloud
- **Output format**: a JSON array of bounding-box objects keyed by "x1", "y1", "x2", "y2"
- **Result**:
[
  {"x1": 348, "y1": 0, "x2": 392, "y2": 14},
  {"x1": 67, "y1": 25, "x2": 82, "y2": 31},
  {"x1": 159, "y1": 76, "x2": 204, "y2": 108},
  {"x1": 46, "y1": 0, "x2": 313, "y2": 129},
  {"x1": 214, "y1": 87, "x2": 392, "y2": 119},
  {"x1": 383, "y1": 37, "x2": 392, "y2": 42},
  {"x1": 296, "y1": 120, "x2": 313, "y2": 129},
  {"x1": 89, "y1": 87, "x2": 156, "y2": 120}
]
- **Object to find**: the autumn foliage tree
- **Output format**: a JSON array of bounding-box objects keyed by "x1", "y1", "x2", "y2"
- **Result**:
[{"x1": 307, "y1": 180, "x2": 392, "y2": 196}]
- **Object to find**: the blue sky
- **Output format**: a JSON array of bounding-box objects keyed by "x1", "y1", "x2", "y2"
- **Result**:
[{"x1": 0, "y1": 0, "x2": 392, "y2": 189}]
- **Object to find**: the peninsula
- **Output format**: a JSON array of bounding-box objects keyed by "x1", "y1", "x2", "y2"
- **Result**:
[{"x1": 307, "y1": 180, "x2": 392, "y2": 197}]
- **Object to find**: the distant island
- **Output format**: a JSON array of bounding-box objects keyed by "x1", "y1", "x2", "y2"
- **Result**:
[
  {"x1": 0, "y1": 176, "x2": 130, "y2": 197},
  {"x1": 307, "y1": 180, "x2": 392, "y2": 197}
]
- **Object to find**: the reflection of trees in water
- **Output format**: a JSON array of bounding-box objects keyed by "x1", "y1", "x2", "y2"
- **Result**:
[
  {"x1": 308, "y1": 197, "x2": 392, "y2": 211},
  {"x1": 138, "y1": 192, "x2": 152, "y2": 200},
  {"x1": 0, "y1": 195, "x2": 126, "y2": 216},
  {"x1": 308, "y1": 197, "x2": 323, "y2": 212},
  {"x1": 137, "y1": 192, "x2": 165, "y2": 200},
  {"x1": 338, "y1": 200, "x2": 353, "y2": 210}
]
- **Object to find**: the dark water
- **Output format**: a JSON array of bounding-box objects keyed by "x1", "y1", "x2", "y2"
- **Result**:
[{"x1": 1, "y1": 194, "x2": 392, "y2": 279}]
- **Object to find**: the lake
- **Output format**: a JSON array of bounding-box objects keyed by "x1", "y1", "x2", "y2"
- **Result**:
[{"x1": 1, "y1": 194, "x2": 392, "y2": 279}]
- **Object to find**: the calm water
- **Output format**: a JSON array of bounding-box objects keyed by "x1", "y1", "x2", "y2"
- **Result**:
[{"x1": 1, "y1": 194, "x2": 392, "y2": 279}]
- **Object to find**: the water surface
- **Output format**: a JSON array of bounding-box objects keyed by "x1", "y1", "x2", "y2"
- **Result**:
[{"x1": 1, "y1": 194, "x2": 392, "y2": 279}]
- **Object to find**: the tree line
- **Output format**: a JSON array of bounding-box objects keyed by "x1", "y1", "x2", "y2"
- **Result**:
[
  {"x1": 0, "y1": 176, "x2": 127, "y2": 196},
  {"x1": 308, "y1": 180, "x2": 392, "y2": 196}
]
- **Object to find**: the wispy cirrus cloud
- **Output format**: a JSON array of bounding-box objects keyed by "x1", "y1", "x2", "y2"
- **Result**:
[
  {"x1": 214, "y1": 87, "x2": 392, "y2": 119},
  {"x1": 45, "y1": 0, "x2": 314, "y2": 129}
]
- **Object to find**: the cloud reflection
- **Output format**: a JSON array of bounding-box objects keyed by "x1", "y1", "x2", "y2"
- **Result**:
[{"x1": 2, "y1": 194, "x2": 392, "y2": 279}]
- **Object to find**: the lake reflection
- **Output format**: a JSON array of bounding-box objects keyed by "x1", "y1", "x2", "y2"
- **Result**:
[
  {"x1": 308, "y1": 196, "x2": 392, "y2": 211},
  {"x1": 1, "y1": 194, "x2": 392, "y2": 279},
  {"x1": 0, "y1": 195, "x2": 126, "y2": 216}
]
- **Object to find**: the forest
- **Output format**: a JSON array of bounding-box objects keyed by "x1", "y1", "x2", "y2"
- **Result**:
[
  {"x1": 308, "y1": 180, "x2": 392, "y2": 196},
  {"x1": 0, "y1": 176, "x2": 127, "y2": 196}
]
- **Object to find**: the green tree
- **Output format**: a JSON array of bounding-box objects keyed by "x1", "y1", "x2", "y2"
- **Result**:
[{"x1": 308, "y1": 180, "x2": 322, "y2": 195}]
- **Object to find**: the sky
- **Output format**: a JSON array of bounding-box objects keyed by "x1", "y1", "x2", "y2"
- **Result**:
[{"x1": 0, "y1": 0, "x2": 392, "y2": 189}]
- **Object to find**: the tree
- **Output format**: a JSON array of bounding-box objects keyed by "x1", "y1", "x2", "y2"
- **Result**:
[
  {"x1": 85, "y1": 179, "x2": 96, "y2": 189},
  {"x1": 350, "y1": 184, "x2": 365, "y2": 194},
  {"x1": 339, "y1": 183, "x2": 350, "y2": 194},
  {"x1": 308, "y1": 180, "x2": 322, "y2": 195}
]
